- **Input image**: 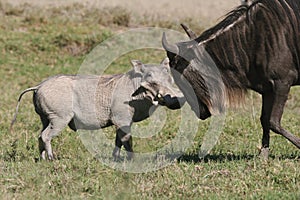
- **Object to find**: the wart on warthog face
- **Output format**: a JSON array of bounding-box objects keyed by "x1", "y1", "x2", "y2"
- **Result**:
[
  {"x1": 11, "y1": 58, "x2": 185, "y2": 161},
  {"x1": 131, "y1": 58, "x2": 183, "y2": 108}
]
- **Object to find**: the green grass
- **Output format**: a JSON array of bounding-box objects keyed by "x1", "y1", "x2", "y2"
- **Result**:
[{"x1": 0, "y1": 2, "x2": 299, "y2": 199}]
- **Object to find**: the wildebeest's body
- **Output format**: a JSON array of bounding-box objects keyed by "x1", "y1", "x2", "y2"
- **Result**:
[
  {"x1": 12, "y1": 59, "x2": 184, "y2": 160},
  {"x1": 163, "y1": 0, "x2": 300, "y2": 157}
]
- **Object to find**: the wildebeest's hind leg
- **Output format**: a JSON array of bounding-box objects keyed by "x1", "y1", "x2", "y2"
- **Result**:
[
  {"x1": 264, "y1": 83, "x2": 300, "y2": 154},
  {"x1": 40, "y1": 116, "x2": 72, "y2": 160}
]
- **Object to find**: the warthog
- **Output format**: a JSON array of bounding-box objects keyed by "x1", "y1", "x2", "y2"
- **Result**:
[{"x1": 11, "y1": 58, "x2": 185, "y2": 160}]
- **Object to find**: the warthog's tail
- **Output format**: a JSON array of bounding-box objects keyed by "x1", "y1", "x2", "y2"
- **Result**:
[{"x1": 10, "y1": 86, "x2": 39, "y2": 133}]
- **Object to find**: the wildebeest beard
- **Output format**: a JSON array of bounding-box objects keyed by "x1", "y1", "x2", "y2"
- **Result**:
[{"x1": 170, "y1": 44, "x2": 228, "y2": 119}]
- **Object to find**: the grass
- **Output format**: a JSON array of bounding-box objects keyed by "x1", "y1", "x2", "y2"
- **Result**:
[{"x1": 0, "y1": 1, "x2": 300, "y2": 199}]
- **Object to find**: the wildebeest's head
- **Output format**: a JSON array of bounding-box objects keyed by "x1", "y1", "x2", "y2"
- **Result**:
[
  {"x1": 131, "y1": 58, "x2": 185, "y2": 109},
  {"x1": 162, "y1": 31, "x2": 226, "y2": 119}
]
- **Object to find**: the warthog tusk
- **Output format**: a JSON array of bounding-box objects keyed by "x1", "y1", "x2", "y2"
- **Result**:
[{"x1": 157, "y1": 93, "x2": 164, "y2": 102}]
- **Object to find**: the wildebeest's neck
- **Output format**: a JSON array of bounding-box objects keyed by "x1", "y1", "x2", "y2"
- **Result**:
[
  {"x1": 200, "y1": 29, "x2": 250, "y2": 104},
  {"x1": 195, "y1": 0, "x2": 300, "y2": 99},
  {"x1": 197, "y1": 5, "x2": 252, "y2": 87},
  {"x1": 193, "y1": 5, "x2": 250, "y2": 106}
]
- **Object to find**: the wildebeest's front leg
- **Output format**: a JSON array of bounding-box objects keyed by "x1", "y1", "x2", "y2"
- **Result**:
[
  {"x1": 113, "y1": 126, "x2": 133, "y2": 160},
  {"x1": 260, "y1": 93, "x2": 273, "y2": 159}
]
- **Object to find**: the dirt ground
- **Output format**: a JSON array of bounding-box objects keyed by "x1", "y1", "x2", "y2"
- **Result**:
[{"x1": 7, "y1": 0, "x2": 242, "y2": 25}]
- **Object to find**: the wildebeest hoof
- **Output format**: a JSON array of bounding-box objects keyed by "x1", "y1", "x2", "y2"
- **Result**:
[{"x1": 259, "y1": 147, "x2": 270, "y2": 160}]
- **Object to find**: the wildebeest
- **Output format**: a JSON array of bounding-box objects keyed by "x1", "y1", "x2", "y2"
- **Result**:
[
  {"x1": 162, "y1": 0, "x2": 300, "y2": 158},
  {"x1": 11, "y1": 58, "x2": 185, "y2": 160}
]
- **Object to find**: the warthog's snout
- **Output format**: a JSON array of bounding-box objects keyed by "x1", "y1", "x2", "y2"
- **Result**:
[
  {"x1": 156, "y1": 94, "x2": 186, "y2": 110},
  {"x1": 131, "y1": 82, "x2": 185, "y2": 108}
]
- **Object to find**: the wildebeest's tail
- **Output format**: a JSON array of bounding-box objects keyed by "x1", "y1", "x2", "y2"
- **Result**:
[{"x1": 10, "y1": 86, "x2": 39, "y2": 132}]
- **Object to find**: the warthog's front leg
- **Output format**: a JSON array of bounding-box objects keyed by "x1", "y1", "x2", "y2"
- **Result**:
[
  {"x1": 112, "y1": 132, "x2": 122, "y2": 161},
  {"x1": 113, "y1": 126, "x2": 133, "y2": 160}
]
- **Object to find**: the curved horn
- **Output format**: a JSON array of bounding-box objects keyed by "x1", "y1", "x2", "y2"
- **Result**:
[
  {"x1": 162, "y1": 32, "x2": 179, "y2": 54},
  {"x1": 181, "y1": 23, "x2": 197, "y2": 40}
]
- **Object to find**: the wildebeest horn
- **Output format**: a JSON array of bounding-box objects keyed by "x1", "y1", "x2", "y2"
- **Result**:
[
  {"x1": 180, "y1": 23, "x2": 197, "y2": 40},
  {"x1": 162, "y1": 32, "x2": 179, "y2": 54}
]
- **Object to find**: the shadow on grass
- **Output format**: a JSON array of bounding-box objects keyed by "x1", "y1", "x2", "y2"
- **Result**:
[
  {"x1": 178, "y1": 153, "x2": 255, "y2": 163},
  {"x1": 178, "y1": 153, "x2": 300, "y2": 163},
  {"x1": 275, "y1": 154, "x2": 300, "y2": 160}
]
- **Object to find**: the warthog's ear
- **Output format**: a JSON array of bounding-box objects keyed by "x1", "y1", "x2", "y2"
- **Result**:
[
  {"x1": 131, "y1": 60, "x2": 145, "y2": 74},
  {"x1": 160, "y1": 57, "x2": 170, "y2": 73}
]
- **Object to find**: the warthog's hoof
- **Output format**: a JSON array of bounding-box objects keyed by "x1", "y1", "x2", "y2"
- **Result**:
[
  {"x1": 112, "y1": 146, "x2": 121, "y2": 161},
  {"x1": 40, "y1": 150, "x2": 55, "y2": 161},
  {"x1": 259, "y1": 147, "x2": 270, "y2": 160},
  {"x1": 41, "y1": 150, "x2": 47, "y2": 160},
  {"x1": 126, "y1": 151, "x2": 134, "y2": 160}
]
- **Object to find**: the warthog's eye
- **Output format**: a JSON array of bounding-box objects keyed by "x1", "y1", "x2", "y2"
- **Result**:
[{"x1": 145, "y1": 72, "x2": 153, "y2": 79}]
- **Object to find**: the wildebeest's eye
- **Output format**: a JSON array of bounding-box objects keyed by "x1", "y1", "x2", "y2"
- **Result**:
[{"x1": 169, "y1": 55, "x2": 189, "y2": 73}]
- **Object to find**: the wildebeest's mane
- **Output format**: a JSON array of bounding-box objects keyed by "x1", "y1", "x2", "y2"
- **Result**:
[
  {"x1": 195, "y1": 5, "x2": 250, "y2": 44},
  {"x1": 196, "y1": 0, "x2": 299, "y2": 51}
]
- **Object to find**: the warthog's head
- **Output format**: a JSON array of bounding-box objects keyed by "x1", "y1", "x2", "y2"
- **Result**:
[{"x1": 131, "y1": 58, "x2": 185, "y2": 109}]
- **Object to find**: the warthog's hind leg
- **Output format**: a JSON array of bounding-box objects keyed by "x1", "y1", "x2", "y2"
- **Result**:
[
  {"x1": 38, "y1": 114, "x2": 49, "y2": 160},
  {"x1": 39, "y1": 117, "x2": 71, "y2": 160}
]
